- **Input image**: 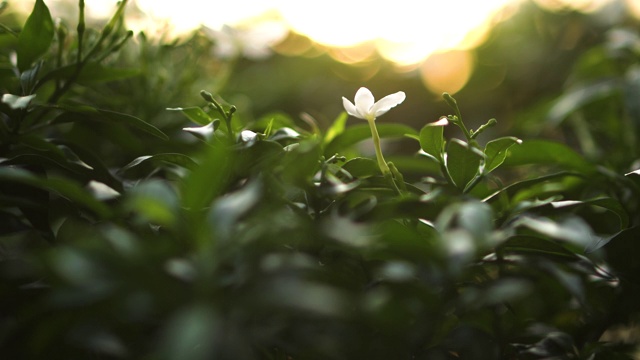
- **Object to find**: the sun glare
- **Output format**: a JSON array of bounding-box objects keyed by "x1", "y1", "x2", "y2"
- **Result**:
[
  {"x1": 15, "y1": 0, "x2": 623, "y2": 94},
  {"x1": 26, "y1": 0, "x2": 517, "y2": 66}
]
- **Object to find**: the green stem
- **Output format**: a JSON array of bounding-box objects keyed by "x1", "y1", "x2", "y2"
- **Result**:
[{"x1": 367, "y1": 118, "x2": 390, "y2": 175}]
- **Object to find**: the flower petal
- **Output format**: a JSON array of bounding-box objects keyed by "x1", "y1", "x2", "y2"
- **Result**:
[
  {"x1": 342, "y1": 97, "x2": 361, "y2": 118},
  {"x1": 354, "y1": 87, "x2": 375, "y2": 118},
  {"x1": 371, "y1": 91, "x2": 406, "y2": 118}
]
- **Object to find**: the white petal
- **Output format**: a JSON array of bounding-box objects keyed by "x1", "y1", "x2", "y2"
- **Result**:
[
  {"x1": 354, "y1": 87, "x2": 375, "y2": 117},
  {"x1": 2, "y1": 93, "x2": 36, "y2": 110},
  {"x1": 342, "y1": 97, "x2": 361, "y2": 118},
  {"x1": 371, "y1": 91, "x2": 405, "y2": 118}
]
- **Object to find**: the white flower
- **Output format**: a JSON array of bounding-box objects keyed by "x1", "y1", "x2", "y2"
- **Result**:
[{"x1": 342, "y1": 87, "x2": 406, "y2": 122}]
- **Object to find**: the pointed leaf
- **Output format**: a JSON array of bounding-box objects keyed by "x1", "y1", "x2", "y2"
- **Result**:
[
  {"x1": 324, "y1": 112, "x2": 348, "y2": 145},
  {"x1": 167, "y1": 107, "x2": 214, "y2": 126},
  {"x1": 504, "y1": 139, "x2": 595, "y2": 174},
  {"x1": 97, "y1": 110, "x2": 168, "y2": 140},
  {"x1": 446, "y1": 139, "x2": 483, "y2": 190},
  {"x1": 17, "y1": 0, "x2": 54, "y2": 71},
  {"x1": 484, "y1": 136, "x2": 522, "y2": 173},
  {"x1": 419, "y1": 120, "x2": 447, "y2": 162},
  {"x1": 0, "y1": 167, "x2": 111, "y2": 218},
  {"x1": 119, "y1": 153, "x2": 197, "y2": 174}
]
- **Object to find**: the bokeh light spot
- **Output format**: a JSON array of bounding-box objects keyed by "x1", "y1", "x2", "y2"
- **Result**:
[{"x1": 420, "y1": 51, "x2": 475, "y2": 95}]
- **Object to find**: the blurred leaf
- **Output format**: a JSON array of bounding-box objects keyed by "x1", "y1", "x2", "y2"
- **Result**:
[
  {"x1": 208, "y1": 179, "x2": 261, "y2": 242},
  {"x1": 38, "y1": 63, "x2": 140, "y2": 87},
  {"x1": 419, "y1": 120, "x2": 447, "y2": 162},
  {"x1": 181, "y1": 145, "x2": 232, "y2": 212},
  {"x1": 167, "y1": 106, "x2": 214, "y2": 126},
  {"x1": 504, "y1": 140, "x2": 595, "y2": 173},
  {"x1": 324, "y1": 112, "x2": 348, "y2": 145},
  {"x1": 97, "y1": 110, "x2": 168, "y2": 140},
  {"x1": 550, "y1": 197, "x2": 629, "y2": 230},
  {"x1": 484, "y1": 136, "x2": 521, "y2": 174},
  {"x1": 53, "y1": 140, "x2": 123, "y2": 192},
  {"x1": 324, "y1": 123, "x2": 417, "y2": 157},
  {"x1": 17, "y1": 0, "x2": 54, "y2": 71},
  {"x1": 160, "y1": 304, "x2": 219, "y2": 360},
  {"x1": 0, "y1": 167, "x2": 111, "y2": 218},
  {"x1": 52, "y1": 109, "x2": 169, "y2": 140},
  {"x1": 1, "y1": 94, "x2": 36, "y2": 109},
  {"x1": 484, "y1": 172, "x2": 584, "y2": 203},
  {"x1": 514, "y1": 215, "x2": 600, "y2": 251},
  {"x1": 119, "y1": 153, "x2": 197, "y2": 175},
  {"x1": 446, "y1": 139, "x2": 483, "y2": 190},
  {"x1": 503, "y1": 235, "x2": 579, "y2": 260},
  {"x1": 456, "y1": 201, "x2": 493, "y2": 241},
  {"x1": 342, "y1": 157, "x2": 379, "y2": 178},
  {"x1": 127, "y1": 179, "x2": 179, "y2": 227},
  {"x1": 547, "y1": 79, "x2": 620, "y2": 126}
]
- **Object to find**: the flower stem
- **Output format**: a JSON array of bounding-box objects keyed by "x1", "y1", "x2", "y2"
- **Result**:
[{"x1": 367, "y1": 118, "x2": 391, "y2": 175}]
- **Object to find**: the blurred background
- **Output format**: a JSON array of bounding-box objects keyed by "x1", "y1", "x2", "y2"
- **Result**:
[{"x1": 6, "y1": 0, "x2": 640, "y2": 148}]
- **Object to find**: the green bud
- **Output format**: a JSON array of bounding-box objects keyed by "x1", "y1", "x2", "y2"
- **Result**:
[
  {"x1": 200, "y1": 90, "x2": 215, "y2": 103},
  {"x1": 471, "y1": 118, "x2": 497, "y2": 139}
]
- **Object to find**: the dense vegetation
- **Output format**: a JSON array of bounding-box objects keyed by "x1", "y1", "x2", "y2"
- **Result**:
[{"x1": 1, "y1": 1, "x2": 640, "y2": 359}]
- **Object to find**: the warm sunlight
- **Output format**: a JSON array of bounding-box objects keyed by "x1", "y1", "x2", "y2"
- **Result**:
[
  {"x1": 25, "y1": 0, "x2": 519, "y2": 66},
  {"x1": 13, "y1": 0, "x2": 624, "y2": 94},
  {"x1": 19, "y1": 0, "x2": 623, "y2": 66}
]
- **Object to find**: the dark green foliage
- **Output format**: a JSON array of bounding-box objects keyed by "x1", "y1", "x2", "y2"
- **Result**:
[{"x1": 1, "y1": 1, "x2": 640, "y2": 359}]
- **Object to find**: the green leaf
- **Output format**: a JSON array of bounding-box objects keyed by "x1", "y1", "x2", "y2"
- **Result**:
[
  {"x1": 484, "y1": 172, "x2": 584, "y2": 203},
  {"x1": 551, "y1": 197, "x2": 629, "y2": 230},
  {"x1": 181, "y1": 145, "x2": 233, "y2": 213},
  {"x1": 52, "y1": 108, "x2": 169, "y2": 140},
  {"x1": 36, "y1": 63, "x2": 140, "y2": 89},
  {"x1": 419, "y1": 120, "x2": 447, "y2": 162},
  {"x1": 97, "y1": 110, "x2": 168, "y2": 140},
  {"x1": 514, "y1": 215, "x2": 601, "y2": 251},
  {"x1": 446, "y1": 139, "x2": 483, "y2": 190},
  {"x1": 547, "y1": 79, "x2": 620, "y2": 126},
  {"x1": 324, "y1": 123, "x2": 418, "y2": 157},
  {"x1": 503, "y1": 235, "x2": 579, "y2": 260},
  {"x1": 324, "y1": 112, "x2": 348, "y2": 145},
  {"x1": 126, "y1": 179, "x2": 179, "y2": 227},
  {"x1": 342, "y1": 157, "x2": 379, "y2": 178},
  {"x1": 167, "y1": 107, "x2": 213, "y2": 126},
  {"x1": 504, "y1": 139, "x2": 595, "y2": 174},
  {"x1": 17, "y1": 0, "x2": 54, "y2": 72},
  {"x1": 119, "y1": 153, "x2": 197, "y2": 175},
  {"x1": 0, "y1": 167, "x2": 111, "y2": 218},
  {"x1": 484, "y1": 136, "x2": 521, "y2": 173}
]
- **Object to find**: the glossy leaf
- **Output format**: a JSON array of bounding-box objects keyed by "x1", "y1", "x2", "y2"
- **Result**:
[
  {"x1": 484, "y1": 136, "x2": 521, "y2": 173},
  {"x1": 97, "y1": 110, "x2": 169, "y2": 140},
  {"x1": 324, "y1": 111, "x2": 348, "y2": 145},
  {"x1": 52, "y1": 109, "x2": 169, "y2": 140},
  {"x1": 446, "y1": 139, "x2": 483, "y2": 190},
  {"x1": 419, "y1": 119, "x2": 447, "y2": 162},
  {"x1": 504, "y1": 139, "x2": 595, "y2": 173},
  {"x1": 0, "y1": 167, "x2": 111, "y2": 218},
  {"x1": 167, "y1": 106, "x2": 213, "y2": 126},
  {"x1": 17, "y1": 0, "x2": 54, "y2": 71},
  {"x1": 342, "y1": 157, "x2": 379, "y2": 178},
  {"x1": 119, "y1": 153, "x2": 197, "y2": 174}
]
